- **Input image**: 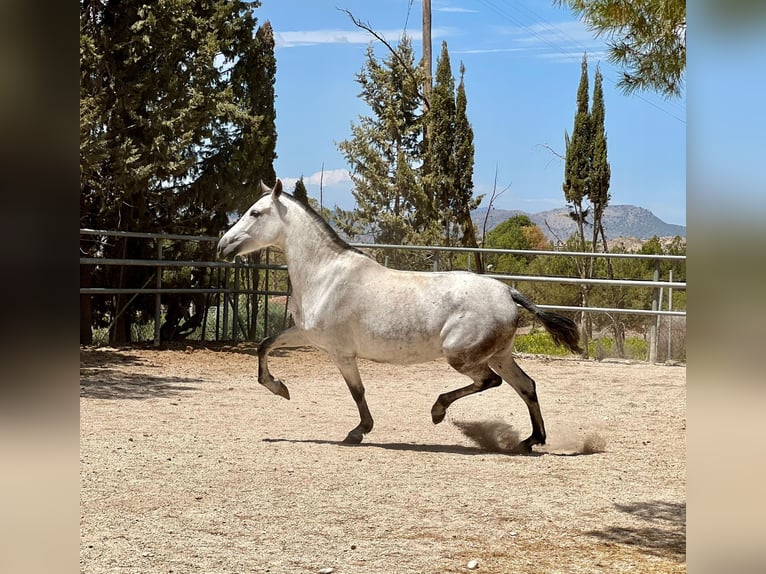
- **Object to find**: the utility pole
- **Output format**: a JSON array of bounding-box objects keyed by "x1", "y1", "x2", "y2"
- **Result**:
[{"x1": 422, "y1": 0, "x2": 432, "y2": 105}]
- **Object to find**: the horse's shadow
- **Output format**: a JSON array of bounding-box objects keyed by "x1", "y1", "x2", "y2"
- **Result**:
[{"x1": 261, "y1": 437, "x2": 545, "y2": 456}]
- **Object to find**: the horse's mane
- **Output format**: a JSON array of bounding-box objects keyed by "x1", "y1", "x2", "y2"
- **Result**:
[{"x1": 263, "y1": 190, "x2": 367, "y2": 257}]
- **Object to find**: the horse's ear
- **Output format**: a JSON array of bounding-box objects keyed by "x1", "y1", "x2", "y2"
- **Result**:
[
  {"x1": 272, "y1": 179, "x2": 283, "y2": 199},
  {"x1": 260, "y1": 180, "x2": 270, "y2": 194}
]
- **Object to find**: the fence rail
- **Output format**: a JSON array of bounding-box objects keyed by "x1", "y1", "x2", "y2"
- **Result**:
[{"x1": 80, "y1": 229, "x2": 685, "y2": 361}]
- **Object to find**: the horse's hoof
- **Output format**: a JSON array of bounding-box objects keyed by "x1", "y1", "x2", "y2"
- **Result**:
[
  {"x1": 515, "y1": 435, "x2": 542, "y2": 455},
  {"x1": 274, "y1": 380, "x2": 290, "y2": 400},
  {"x1": 431, "y1": 404, "x2": 446, "y2": 425},
  {"x1": 343, "y1": 429, "x2": 364, "y2": 444},
  {"x1": 260, "y1": 376, "x2": 290, "y2": 400},
  {"x1": 515, "y1": 441, "x2": 533, "y2": 455}
]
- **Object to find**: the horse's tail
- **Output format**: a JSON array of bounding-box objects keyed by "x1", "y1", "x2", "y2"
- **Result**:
[{"x1": 510, "y1": 288, "x2": 584, "y2": 355}]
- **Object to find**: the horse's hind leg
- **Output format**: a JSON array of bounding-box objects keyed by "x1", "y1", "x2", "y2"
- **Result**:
[
  {"x1": 257, "y1": 327, "x2": 307, "y2": 399},
  {"x1": 431, "y1": 362, "x2": 502, "y2": 425},
  {"x1": 488, "y1": 356, "x2": 546, "y2": 453},
  {"x1": 331, "y1": 355, "x2": 374, "y2": 444}
]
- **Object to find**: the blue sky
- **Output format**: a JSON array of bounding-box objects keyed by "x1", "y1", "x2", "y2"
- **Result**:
[{"x1": 254, "y1": 0, "x2": 686, "y2": 225}]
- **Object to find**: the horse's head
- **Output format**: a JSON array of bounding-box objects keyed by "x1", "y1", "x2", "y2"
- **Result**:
[{"x1": 217, "y1": 179, "x2": 287, "y2": 260}]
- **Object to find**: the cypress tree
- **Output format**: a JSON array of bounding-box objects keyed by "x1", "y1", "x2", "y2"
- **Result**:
[
  {"x1": 427, "y1": 41, "x2": 457, "y2": 246},
  {"x1": 589, "y1": 66, "x2": 611, "y2": 251},
  {"x1": 563, "y1": 54, "x2": 592, "y2": 253},
  {"x1": 293, "y1": 176, "x2": 309, "y2": 206},
  {"x1": 562, "y1": 53, "x2": 593, "y2": 355},
  {"x1": 454, "y1": 62, "x2": 483, "y2": 272}
]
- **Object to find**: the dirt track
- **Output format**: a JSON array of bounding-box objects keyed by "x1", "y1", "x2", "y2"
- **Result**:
[{"x1": 80, "y1": 345, "x2": 686, "y2": 573}]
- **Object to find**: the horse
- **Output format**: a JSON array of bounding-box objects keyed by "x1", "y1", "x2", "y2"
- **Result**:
[{"x1": 217, "y1": 179, "x2": 582, "y2": 453}]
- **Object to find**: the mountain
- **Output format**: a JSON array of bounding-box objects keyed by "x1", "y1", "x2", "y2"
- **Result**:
[{"x1": 471, "y1": 204, "x2": 686, "y2": 242}]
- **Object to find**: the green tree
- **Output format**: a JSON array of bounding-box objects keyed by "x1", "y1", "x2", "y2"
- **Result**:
[
  {"x1": 554, "y1": 0, "x2": 686, "y2": 98},
  {"x1": 453, "y1": 63, "x2": 483, "y2": 273},
  {"x1": 425, "y1": 43, "x2": 482, "y2": 270},
  {"x1": 337, "y1": 37, "x2": 436, "y2": 261},
  {"x1": 484, "y1": 215, "x2": 548, "y2": 274},
  {"x1": 427, "y1": 41, "x2": 457, "y2": 247},
  {"x1": 589, "y1": 66, "x2": 611, "y2": 251},
  {"x1": 563, "y1": 55, "x2": 592, "y2": 255},
  {"x1": 562, "y1": 55, "x2": 593, "y2": 353},
  {"x1": 293, "y1": 176, "x2": 309, "y2": 206},
  {"x1": 80, "y1": 0, "x2": 276, "y2": 343},
  {"x1": 561, "y1": 54, "x2": 612, "y2": 355}
]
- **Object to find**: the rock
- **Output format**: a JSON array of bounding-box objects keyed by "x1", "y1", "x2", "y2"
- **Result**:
[
  {"x1": 318, "y1": 568, "x2": 334, "y2": 574},
  {"x1": 467, "y1": 559, "x2": 479, "y2": 569}
]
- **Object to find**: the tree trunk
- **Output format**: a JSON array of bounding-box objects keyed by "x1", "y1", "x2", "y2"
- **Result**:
[
  {"x1": 461, "y1": 215, "x2": 484, "y2": 274},
  {"x1": 579, "y1": 285, "x2": 590, "y2": 358},
  {"x1": 80, "y1": 264, "x2": 93, "y2": 345}
]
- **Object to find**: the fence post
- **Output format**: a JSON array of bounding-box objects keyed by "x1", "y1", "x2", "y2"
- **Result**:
[
  {"x1": 649, "y1": 260, "x2": 660, "y2": 363},
  {"x1": 222, "y1": 266, "x2": 230, "y2": 340},
  {"x1": 667, "y1": 269, "x2": 673, "y2": 361},
  {"x1": 154, "y1": 240, "x2": 162, "y2": 347},
  {"x1": 233, "y1": 259, "x2": 240, "y2": 342},
  {"x1": 264, "y1": 249, "x2": 271, "y2": 338}
]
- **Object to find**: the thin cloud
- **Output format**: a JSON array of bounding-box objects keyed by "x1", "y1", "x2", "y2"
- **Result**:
[
  {"x1": 453, "y1": 47, "x2": 527, "y2": 55},
  {"x1": 436, "y1": 7, "x2": 479, "y2": 14},
  {"x1": 281, "y1": 169, "x2": 351, "y2": 190},
  {"x1": 274, "y1": 27, "x2": 454, "y2": 48}
]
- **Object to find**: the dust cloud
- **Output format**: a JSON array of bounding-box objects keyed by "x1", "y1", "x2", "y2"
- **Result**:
[{"x1": 453, "y1": 419, "x2": 607, "y2": 455}]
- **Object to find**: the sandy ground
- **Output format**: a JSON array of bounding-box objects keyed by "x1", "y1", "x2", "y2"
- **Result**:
[{"x1": 80, "y1": 344, "x2": 686, "y2": 573}]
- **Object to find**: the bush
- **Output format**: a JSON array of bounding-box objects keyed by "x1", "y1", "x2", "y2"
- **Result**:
[
  {"x1": 514, "y1": 331, "x2": 649, "y2": 361},
  {"x1": 514, "y1": 331, "x2": 572, "y2": 356}
]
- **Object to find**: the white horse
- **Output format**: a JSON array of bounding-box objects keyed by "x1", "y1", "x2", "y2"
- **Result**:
[{"x1": 217, "y1": 180, "x2": 582, "y2": 453}]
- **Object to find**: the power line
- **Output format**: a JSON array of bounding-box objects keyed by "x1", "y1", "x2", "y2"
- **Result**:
[{"x1": 474, "y1": 0, "x2": 685, "y2": 124}]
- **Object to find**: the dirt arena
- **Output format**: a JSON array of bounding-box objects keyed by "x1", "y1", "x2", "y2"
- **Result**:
[{"x1": 80, "y1": 344, "x2": 686, "y2": 573}]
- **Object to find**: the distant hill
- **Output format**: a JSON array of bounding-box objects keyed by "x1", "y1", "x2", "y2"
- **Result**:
[{"x1": 471, "y1": 204, "x2": 686, "y2": 242}]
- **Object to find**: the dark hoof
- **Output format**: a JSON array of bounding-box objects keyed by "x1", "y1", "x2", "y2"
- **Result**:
[
  {"x1": 343, "y1": 429, "x2": 364, "y2": 444},
  {"x1": 515, "y1": 435, "x2": 544, "y2": 455},
  {"x1": 431, "y1": 402, "x2": 446, "y2": 425}
]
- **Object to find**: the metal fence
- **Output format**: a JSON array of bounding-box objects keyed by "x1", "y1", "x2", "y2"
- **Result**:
[{"x1": 80, "y1": 229, "x2": 686, "y2": 361}]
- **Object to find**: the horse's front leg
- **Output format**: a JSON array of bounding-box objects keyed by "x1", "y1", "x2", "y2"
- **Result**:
[
  {"x1": 257, "y1": 327, "x2": 307, "y2": 400},
  {"x1": 331, "y1": 355, "x2": 374, "y2": 444}
]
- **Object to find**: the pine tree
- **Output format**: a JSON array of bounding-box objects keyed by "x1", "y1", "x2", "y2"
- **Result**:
[
  {"x1": 337, "y1": 37, "x2": 435, "y2": 251},
  {"x1": 555, "y1": 0, "x2": 685, "y2": 98},
  {"x1": 80, "y1": 0, "x2": 276, "y2": 343}
]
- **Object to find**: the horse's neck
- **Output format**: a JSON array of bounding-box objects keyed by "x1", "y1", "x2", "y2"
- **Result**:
[{"x1": 281, "y1": 210, "x2": 358, "y2": 290}]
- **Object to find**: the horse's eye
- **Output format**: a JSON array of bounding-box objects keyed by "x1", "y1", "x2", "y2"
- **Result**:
[{"x1": 250, "y1": 209, "x2": 260, "y2": 218}]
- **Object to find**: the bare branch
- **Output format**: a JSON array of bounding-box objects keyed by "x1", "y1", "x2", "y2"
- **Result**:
[
  {"x1": 480, "y1": 163, "x2": 511, "y2": 247},
  {"x1": 543, "y1": 219, "x2": 566, "y2": 247},
  {"x1": 537, "y1": 142, "x2": 565, "y2": 161},
  {"x1": 339, "y1": 8, "x2": 430, "y2": 111}
]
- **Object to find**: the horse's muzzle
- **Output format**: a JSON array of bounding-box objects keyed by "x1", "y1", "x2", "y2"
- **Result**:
[{"x1": 216, "y1": 236, "x2": 233, "y2": 261}]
